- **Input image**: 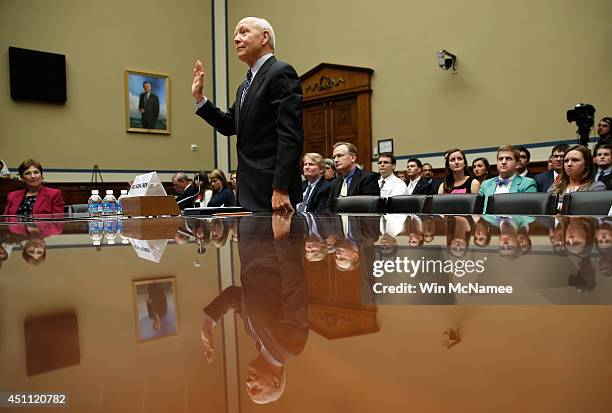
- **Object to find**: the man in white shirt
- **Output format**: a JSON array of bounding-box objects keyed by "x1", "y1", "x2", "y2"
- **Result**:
[
  {"x1": 377, "y1": 153, "x2": 407, "y2": 197},
  {"x1": 405, "y1": 158, "x2": 432, "y2": 195}
]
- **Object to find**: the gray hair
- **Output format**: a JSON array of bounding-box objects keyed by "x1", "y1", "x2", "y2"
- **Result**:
[{"x1": 239, "y1": 17, "x2": 275, "y2": 50}]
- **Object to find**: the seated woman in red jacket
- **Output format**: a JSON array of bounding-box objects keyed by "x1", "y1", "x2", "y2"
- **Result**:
[{"x1": 3, "y1": 159, "x2": 64, "y2": 216}]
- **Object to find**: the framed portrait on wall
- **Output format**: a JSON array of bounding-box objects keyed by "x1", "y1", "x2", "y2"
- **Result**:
[
  {"x1": 132, "y1": 277, "x2": 178, "y2": 342},
  {"x1": 125, "y1": 70, "x2": 170, "y2": 134}
]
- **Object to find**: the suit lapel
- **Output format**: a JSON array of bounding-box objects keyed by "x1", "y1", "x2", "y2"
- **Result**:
[
  {"x1": 238, "y1": 56, "x2": 276, "y2": 134},
  {"x1": 33, "y1": 188, "x2": 47, "y2": 214},
  {"x1": 509, "y1": 176, "x2": 520, "y2": 192},
  {"x1": 348, "y1": 169, "x2": 361, "y2": 196}
]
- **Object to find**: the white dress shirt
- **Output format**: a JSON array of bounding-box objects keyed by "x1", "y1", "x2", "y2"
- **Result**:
[
  {"x1": 494, "y1": 175, "x2": 515, "y2": 194},
  {"x1": 378, "y1": 174, "x2": 407, "y2": 197},
  {"x1": 406, "y1": 176, "x2": 422, "y2": 195}
]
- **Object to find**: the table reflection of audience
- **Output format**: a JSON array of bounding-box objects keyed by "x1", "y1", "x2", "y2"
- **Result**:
[
  {"x1": 8, "y1": 222, "x2": 63, "y2": 266},
  {"x1": 445, "y1": 216, "x2": 472, "y2": 258},
  {"x1": 473, "y1": 217, "x2": 492, "y2": 247},
  {"x1": 201, "y1": 213, "x2": 308, "y2": 405}
]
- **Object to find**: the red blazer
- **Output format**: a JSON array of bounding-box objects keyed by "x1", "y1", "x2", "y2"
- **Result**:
[{"x1": 3, "y1": 186, "x2": 65, "y2": 215}]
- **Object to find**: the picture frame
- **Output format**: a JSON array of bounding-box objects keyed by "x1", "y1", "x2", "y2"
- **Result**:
[
  {"x1": 378, "y1": 138, "x2": 393, "y2": 155},
  {"x1": 132, "y1": 277, "x2": 178, "y2": 342},
  {"x1": 125, "y1": 70, "x2": 170, "y2": 134}
]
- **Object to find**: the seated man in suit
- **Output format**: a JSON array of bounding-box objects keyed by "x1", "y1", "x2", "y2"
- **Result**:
[
  {"x1": 479, "y1": 144, "x2": 537, "y2": 212},
  {"x1": 515, "y1": 145, "x2": 536, "y2": 179},
  {"x1": 405, "y1": 158, "x2": 432, "y2": 195},
  {"x1": 421, "y1": 163, "x2": 443, "y2": 195},
  {"x1": 329, "y1": 141, "x2": 380, "y2": 199},
  {"x1": 377, "y1": 153, "x2": 407, "y2": 197},
  {"x1": 172, "y1": 172, "x2": 198, "y2": 209},
  {"x1": 297, "y1": 153, "x2": 331, "y2": 213},
  {"x1": 594, "y1": 143, "x2": 612, "y2": 189},
  {"x1": 534, "y1": 144, "x2": 569, "y2": 192}
]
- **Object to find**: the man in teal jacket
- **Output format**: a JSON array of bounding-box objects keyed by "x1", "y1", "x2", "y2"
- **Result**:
[{"x1": 479, "y1": 145, "x2": 537, "y2": 213}]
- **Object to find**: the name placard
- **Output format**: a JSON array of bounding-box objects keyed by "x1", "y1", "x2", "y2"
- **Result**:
[{"x1": 128, "y1": 172, "x2": 167, "y2": 197}]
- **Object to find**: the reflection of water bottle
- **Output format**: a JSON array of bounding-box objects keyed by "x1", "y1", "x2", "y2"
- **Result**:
[
  {"x1": 88, "y1": 190, "x2": 103, "y2": 217},
  {"x1": 104, "y1": 218, "x2": 119, "y2": 245},
  {"x1": 102, "y1": 190, "x2": 117, "y2": 215},
  {"x1": 117, "y1": 189, "x2": 128, "y2": 215},
  {"x1": 88, "y1": 220, "x2": 103, "y2": 246}
]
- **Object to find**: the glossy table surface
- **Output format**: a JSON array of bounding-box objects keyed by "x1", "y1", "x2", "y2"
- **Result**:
[{"x1": 0, "y1": 213, "x2": 611, "y2": 412}]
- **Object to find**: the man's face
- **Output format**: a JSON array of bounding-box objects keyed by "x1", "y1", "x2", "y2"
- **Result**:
[
  {"x1": 143, "y1": 82, "x2": 151, "y2": 93},
  {"x1": 406, "y1": 161, "x2": 421, "y2": 179},
  {"x1": 496, "y1": 151, "x2": 517, "y2": 178},
  {"x1": 234, "y1": 19, "x2": 267, "y2": 66},
  {"x1": 333, "y1": 145, "x2": 356, "y2": 176},
  {"x1": 377, "y1": 156, "x2": 395, "y2": 178},
  {"x1": 551, "y1": 150, "x2": 565, "y2": 173},
  {"x1": 597, "y1": 120, "x2": 611, "y2": 138},
  {"x1": 517, "y1": 151, "x2": 529, "y2": 172},
  {"x1": 595, "y1": 148, "x2": 611, "y2": 168},
  {"x1": 246, "y1": 358, "x2": 282, "y2": 404},
  {"x1": 172, "y1": 177, "x2": 188, "y2": 192},
  {"x1": 421, "y1": 164, "x2": 433, "y2": 180},
  {"x1": 303, "y1": 157, "x2": 322, "y2": 181}
]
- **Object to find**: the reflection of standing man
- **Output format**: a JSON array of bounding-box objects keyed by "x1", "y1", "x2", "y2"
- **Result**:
[
  {"x1": 139, "y1": 81, "x2": 159, "y2": 129},
  {"x1": 192, "y1": 17, "x2": 303, "y2": 212}
]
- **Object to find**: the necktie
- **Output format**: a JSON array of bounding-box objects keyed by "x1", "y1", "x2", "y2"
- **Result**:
[
  {"x1": 340, "y1": 178, "x2": 348, "y2": 197},
  {"x1": 379, "y1": 179, "x2": 386, "y2": 190},
  {"x1": 496, "y1": 177, "x2": 510, "y2": 187},
  {"x1": 240, "y1": 70, "x2": 253, "y2": 108},
  {"x1": 298, "y1": 184, "x2": 313, "y2": 213}
]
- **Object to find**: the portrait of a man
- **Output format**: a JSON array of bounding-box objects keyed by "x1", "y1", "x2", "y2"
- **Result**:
[{"x1": 125, "y1": 70, "x2": 170, "y2": 134}]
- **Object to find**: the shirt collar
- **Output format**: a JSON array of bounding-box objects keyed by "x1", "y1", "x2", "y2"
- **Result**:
[
  {"x1": 250, "y1": 53, "x2": 274, "y2": 79},
  {"x1": 308, "y1": 176, "x2": 322, "y2": 187},
  {"x1": 345, "y1": 166, "x2": 357, "y2": 181}
]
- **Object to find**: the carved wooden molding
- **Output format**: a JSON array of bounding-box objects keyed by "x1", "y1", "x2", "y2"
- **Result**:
[
  {"x1": 305, "y1": 76, "x2": 345, "y2": 93},
  {"x1": 313, "y1": 310, "x2": 351, "y2": 327}
]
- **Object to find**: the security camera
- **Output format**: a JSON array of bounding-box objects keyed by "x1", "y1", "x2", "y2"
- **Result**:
[{"x1": 436, "y1": 50, "x2": 457, "y2": 71}]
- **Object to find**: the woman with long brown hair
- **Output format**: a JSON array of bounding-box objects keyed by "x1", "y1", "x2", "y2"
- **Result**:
[
  {"x1": 438, "y1": 149, "x2": 481, "y2": 194},
  {"x1": 208, "y1": 169, "x2": 235, "y2": 207}
]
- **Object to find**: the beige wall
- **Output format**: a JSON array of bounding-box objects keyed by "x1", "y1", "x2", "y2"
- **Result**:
[
  {"x1": 0, "y1": 0, "x2": 215, "y2": 179},
  {"x1": 228, "y1": 0, "x2": 612, "y2": 166}
]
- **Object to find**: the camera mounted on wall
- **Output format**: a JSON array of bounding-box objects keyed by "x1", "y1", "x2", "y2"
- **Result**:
[
  {"x1": 566, "y1": 103, "x2": 596, "y2": 146},
  {"x1": 436, "y1": 50, "x2": 457, "y2": 71}
]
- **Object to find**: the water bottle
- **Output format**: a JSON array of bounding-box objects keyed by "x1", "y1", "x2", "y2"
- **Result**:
[
  {"x1": 102, "y1": 190, "x2": 117, "y2": 215},
  {"x1": 117, "y1": 189, "x2": 128, "y2": 215},
  {"x1": 104, "y1": 218, "x2": 118, "y2": 245},
  {"x1": 88, "y1": 190, "x2": 103, "y2": 217},
  {"x1": 88, "y1": 220, "x2": 103, "y2": 246}
]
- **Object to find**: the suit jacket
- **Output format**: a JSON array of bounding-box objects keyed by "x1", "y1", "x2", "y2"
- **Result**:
[
  {"x1": 429, "y1": 178, "x2": 443, "y2": 195},
  {"x1": 302, "y1": 179, "x2": 331, "y2": 213},
  {"x1": 329, "y1": 168, "x2": 381, "y2": 199},
  {"x1": 175, "y1": 184, "x2": 199, "y2": 209},
  {"x1": 138, "y1": 92, "x2": 160, "y2": 129},
  {"x1": 408, "y1": 178, "x2": 432, "y2": 195},
  {"x1": 598, "y1": 172, "x2": 612, "y2": 190},
  {"x1": 4, "y1": 186, "x2": 64, "y2": 216},
  {"x1": 196, "y1": 56, "x2": 303, "y2": 212},
  {"x1": 479, "y1": 175, "x2": 537, "y2": 213},
  {"x1": 534, "y1": 170, "x2": 555, "y2": 192}
]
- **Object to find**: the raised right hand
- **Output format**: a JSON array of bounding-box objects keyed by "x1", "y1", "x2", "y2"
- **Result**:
[{"x1": 192, "y1": 59, "x2": 205, "y2": 102}]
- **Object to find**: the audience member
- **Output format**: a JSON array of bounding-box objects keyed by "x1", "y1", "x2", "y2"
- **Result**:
[
  {"x1": 421, "y1": 163, "x2": 443, "y2": 194},
  {"x1": 515, "y1": 146, "x2": 536, "y2": 178},
  {"x1": 479, "y1": 145, "x2": 537, "y2": 212},
  {"x1": 547, "y1": 155, "x2": 553, "y2": 170},
  {"x1": 395, "y1": 170, "x2": 407, "y2": 183},
  {"x1": 0, "y1": 160, "x2": 10, "y2": 178},
  {"x1": 173, "y1": 172, "x2": 199, "y2": 209},
  {"x1": 596, "y1": 117, "x2": 612, "y2": 146},
  {"x1": 471, "y1": 157, "x2": 490, "y2": 183},
  {"x1": 208, "y1": 169, "x2": 236, "y2": 207},
  {"x1": 405, "y1": 158, "x2": 431, "y2": 195},
  {"x1": 329, "y1": 142, "x2": 380, "y2": 198},
  {"x1": 194, "y1": 171, "x2": 213, "y2": 207},
  {"x1": 548, "y1": 145, "x2": 606, "y2": 211},
  {"x1": 297, "y1": 153, "x2": 331, "y2": 213},
  {"x1": 324, "y1": 159, "x2": 336, "y2": 181},
  {"x1": 377, "y1": 153, "x2": 407, "y2": 197},
  {"x1": 446, "y1": 216, "x2": 472, "y2": 258},
  {"x1": 3, "y1": 159, "x2": 64, "y2": 216},
  {"x1": 534, "y1": 144, "x2": 569, "y2": 192},
  {"x1": 438, "y1": 149, "x2": 480, "y2": 194},
  {"x1": 229, "y1": 170, "x2": 238, "y2": 200},
  {"x1": 593, "y1": 143, "x2": 612, "y2": 188}
]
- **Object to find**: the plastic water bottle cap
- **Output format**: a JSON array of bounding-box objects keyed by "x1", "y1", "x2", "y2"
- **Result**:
[
  {"x1": 107, "y1": 239, "x2": 115, "y2": 245},
  {"x1": 106, "y1": 190, "x2": 113, "y2": 195},
  {"x1": 93, "y1": 240, "x2": 101, "y2": 246},
  {"x1": 92, "y1": 190, "x2": 99, "y2": 195}
]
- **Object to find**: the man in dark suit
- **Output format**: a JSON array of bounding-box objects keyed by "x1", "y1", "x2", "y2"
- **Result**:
[
  {"x1": 200, "y1": 214, "x2": 308, "y2": 404},
  {"x1": 421, "y1": 163, "x2": 443, "y2": 195},
  {"x1": 405, "y1": 158, "x2": 432, "y2": 195},
  {"x1": 172, "y1": 172, "x2": 198, "y2": 209},
  {"x1": 534, "y1": 144, "x2": 569, "y2": 192},
  {"x1": 192, "y1": 17, "x2": 303, "y2": 212},
  {"x1": 298, "y1": 153, "x2": 331, "y2": 213},
  {"x1": 515, "y1": 146, "x2": 537, "y2": 179},
  {"x1": 328, "y1": 142, "x2": 380, "y2": 200},
  {"x1": 138, "y1": 81, "x2": 159, "y2": 129}
]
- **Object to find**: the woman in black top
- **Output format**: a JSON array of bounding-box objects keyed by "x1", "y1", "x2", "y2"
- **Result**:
[{"x1": 208, "y1": 169, "x2": 235, "y2": 207}]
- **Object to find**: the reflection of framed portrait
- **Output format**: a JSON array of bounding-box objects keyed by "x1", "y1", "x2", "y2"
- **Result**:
[
  {"x1": 125, "y1": 70, "x2": 170, "y2": 134},
  {"x1": 133, "y1": 277, "x2": 178, "y2": 342},
  {"x1": 378, "y1": 138, "x2": 393, "y2": 155}
]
